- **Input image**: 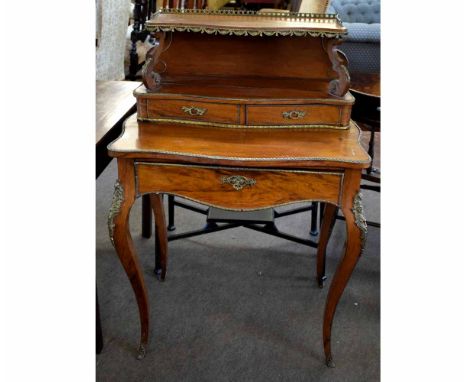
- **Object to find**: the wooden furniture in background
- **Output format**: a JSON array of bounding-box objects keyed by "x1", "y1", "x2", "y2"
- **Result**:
[
  {"x1": 350, "y1": 73, "x2": 380, "y2": 175},
  {"x1": 108, "y1": 9, "x2": 370, "y2": 367},
  {"x1": 128, "y1": 1, "x2": 158, "y2": 80},
  {"x1": 310, "y1": 72, "x2": 380, "y2": 234},
  {"x1": 96, "y1": 80, "x2": 141, "y2": 177},
  {"x1": 96, "y1": 80, "x2": 141, "y2": 354}
]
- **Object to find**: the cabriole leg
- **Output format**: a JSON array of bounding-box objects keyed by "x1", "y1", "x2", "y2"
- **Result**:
[
  {"x1": 323, "y1": 171, "x2": 367, "y2": 367},
  {"x1": 108, "y1": 159, "x2": 149, "y2": 360}
]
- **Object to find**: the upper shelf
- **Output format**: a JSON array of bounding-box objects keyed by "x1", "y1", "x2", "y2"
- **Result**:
[{"x1": 145, "y1": 9, "x2": 347, "y2": 38}]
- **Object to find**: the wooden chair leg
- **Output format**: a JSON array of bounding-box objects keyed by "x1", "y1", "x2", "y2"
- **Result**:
[
  {"x1": 129, "y1": 38, "x2": 139, "y2": 81},
  {"x1": 319, "y1": 202, "x2": 325, "y2": 225},
  {"x1": 109, "y1": 160, "x2": 149, "y2": 360},
  {"x1": 167, "y1": 194, "x2": 176, "y2": 231},
  {"x1": 141, "y1": 194, "x2": 152, "y2": 238},
  {"x1": 366, "y1": 125, "x2": 376, "y2": 174},
  {"x1": 316, "y1": 203, "x2": 338, "y2": 288},
  {"x1": 310, "y1": 202, "x2": 319, "y2": 236},
  {"x1": 323, "y1": 171, "x2": 367, "y2": 367},
  {"x1": 150, "y1": 194, "x2": 168, "y2": 281}
]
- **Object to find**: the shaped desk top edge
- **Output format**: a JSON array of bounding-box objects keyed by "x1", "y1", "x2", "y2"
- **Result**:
[{"x1": 108, "y1": 114, "x2": 370, "y2": 169}]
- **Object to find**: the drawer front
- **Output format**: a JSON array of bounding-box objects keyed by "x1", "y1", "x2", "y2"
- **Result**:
[
  {"x1": 136, "y1": 163, "x2": 343, "y2": 210},
  {"x1": 246, "y1": 104, "x2": 343, "y2": 126},
  {"x1": 146, "y1": 99, "x2": 240, "y2": 125}
]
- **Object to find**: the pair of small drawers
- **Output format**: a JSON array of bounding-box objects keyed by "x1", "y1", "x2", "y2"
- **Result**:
[{"x1": 138, "y1": 98, "x2": 349, "y2": 128}]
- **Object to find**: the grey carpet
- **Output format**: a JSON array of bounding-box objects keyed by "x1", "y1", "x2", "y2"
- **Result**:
[{"x1": 96, "y1": 159, "x2": 380, "y2": 382}]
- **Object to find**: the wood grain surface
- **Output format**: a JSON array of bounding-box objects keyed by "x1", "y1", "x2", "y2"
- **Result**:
[
  {"x1": 350, "y1": 73, "x2": 380, "y2": 97},
  {"x1": 136, "y1": 163, "x2": 343, "y2": 209},
  {"x1": 146, "y1": 98, "x2": 241, "y2": 124},
  {"x1": 246, "y1": 104, "x2": 344, "y2": 126},
  {"x1": 157, "y1": 34, "x2": 334, "y2": 81},
  {"x1": 108, "y1": 114, "x2": 370, "y2": 169},
  {"x1": 96, "y1": 81, "x2": 141, "y2": 144},
  {"x1": 135, "y1": 78, "x2": 350, "y2": 101}
]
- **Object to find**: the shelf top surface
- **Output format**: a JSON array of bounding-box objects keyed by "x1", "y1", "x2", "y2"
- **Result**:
[
  {"x1": 146, "y1": 9, "x2": 347, "y2": 37},
  {"x1": 108, "y1": 114, "x2": 370, "y2": 169},
  {"x1": 134, "y1": 82, "x2": 354, "y2": 103}
]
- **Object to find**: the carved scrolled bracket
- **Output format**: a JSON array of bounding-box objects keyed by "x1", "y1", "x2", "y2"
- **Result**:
[
  {"x1": 142, "y1": 32, "x2": 168, "y2": 91},
  {"x1": 108, "y1": 180, "x2": 125, "y2": 247},
  {"x1": 324, "y1": 38, "x2": 350, "y2": 97},
  {"x1": 352, "y1": 192, "x2": 368, "y2": 253}
]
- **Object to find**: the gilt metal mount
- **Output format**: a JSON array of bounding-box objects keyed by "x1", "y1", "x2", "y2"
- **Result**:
[
  {"x1": 283, "y1": 110, "x2": 306, "y2": 120},
  {"x1": 182, "y1": 106, "x2": 207, "y2": 116},
  {"x1": 222, "y1": 175, "x2": 256, "y2": 191},
  {"x1": 108, "y1": 180, "x2": 124, "y2": 246},
  {"x1": 136, "y1": 344, "x2": 146, "y2": 360},
  {"x1": 352, "y1": 192, "x2": 368, "y2": 252}
]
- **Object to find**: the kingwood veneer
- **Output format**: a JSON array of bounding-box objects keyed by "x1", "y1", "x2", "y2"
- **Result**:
[{"x1": 107, "y1": 8, "x2": 370, "y2": 368}]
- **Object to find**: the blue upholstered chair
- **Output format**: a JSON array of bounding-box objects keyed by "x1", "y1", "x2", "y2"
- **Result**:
[{"x1": 328, "y1": 0, "x2": 380, "y2": 74}]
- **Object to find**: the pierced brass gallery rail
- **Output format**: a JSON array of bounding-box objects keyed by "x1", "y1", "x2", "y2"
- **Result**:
[{"x1": 221, "y1": 175, "x2": 256, "y2": 191}]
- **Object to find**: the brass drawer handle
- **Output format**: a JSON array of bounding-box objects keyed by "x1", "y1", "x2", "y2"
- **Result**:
[
  {"x1": 282, "y1": 110, "x2": 306, "y2": 120},
  {"x1": 221, "y1": 175, "x2": 256, "y2": 191},
  {"x1": 182, "y1": 106, "x2": 207, "y2": 116}
]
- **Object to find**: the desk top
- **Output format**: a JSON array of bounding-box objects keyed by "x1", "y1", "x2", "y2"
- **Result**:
[
  {"x1": 108, "y1": 114, "x2": 370, "y2": 169},
  {"x1": 146, "y1": 9, "x2": 346, "y2": 37},
  {"x1": 96, "y1": 81, "x2": 141, "y2": 145}
]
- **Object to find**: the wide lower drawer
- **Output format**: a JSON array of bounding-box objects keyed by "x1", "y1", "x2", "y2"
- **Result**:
[
  {"x1": 246, "y1": 104, "x2": 346, "y2": 127},
  {"x1": 135, "y1": 163, "x2": 343, "y2": 210},
  {"x1": 144, "y1": 99, "x2": 240, "y2": 125}
]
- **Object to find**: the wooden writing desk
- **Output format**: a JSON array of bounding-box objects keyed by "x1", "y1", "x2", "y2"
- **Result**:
[{"x1": 107, "y1": 9, "x2": 370, "y2": 367}]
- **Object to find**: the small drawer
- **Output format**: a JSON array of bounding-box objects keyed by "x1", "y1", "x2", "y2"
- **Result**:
[
  {"x1": 136, "y1": 163, "x2": 343, "y2": 210},
  {"x1": 246, "y1": 104, "x2": 343, "y2": 126},
  {"x1": 145, "y1": 99, "x2": 240, "y2": 125}
]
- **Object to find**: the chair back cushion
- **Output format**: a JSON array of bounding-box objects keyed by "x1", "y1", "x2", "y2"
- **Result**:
[{"x1": 330, "y1": 0, "x2": 380, "y2": 24}]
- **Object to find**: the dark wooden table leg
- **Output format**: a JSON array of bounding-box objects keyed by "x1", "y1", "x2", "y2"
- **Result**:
[
  {"x1": 323, "y1": 170, "x2": 367, "y2": 367},
  {"x1": 319, "y1": 202, "x2": 325, "y2": 226},
  {"x1": 142, "y1": 194, "x2": 152, "y2": 238},
  {"x1": 108, "y1": 159, "x2": 149, "y2": 360},
  {"x1": 316, "y1": 203, "x2": 338, "y2": 288},
  {"x1": 167, "y1": 194, "x2": 176, "y2": 231},
  {"x1": 310, "y1": 202, "x2": 319, "y2": 236},
  {"x1": 150, "y1": 194, "x2": 168, "y2": 281}
]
